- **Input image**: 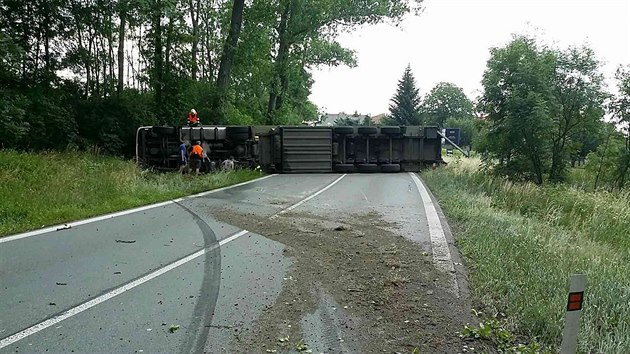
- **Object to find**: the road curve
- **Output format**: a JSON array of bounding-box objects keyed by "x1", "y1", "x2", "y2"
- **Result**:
[{"x1": 0, "y1": 173, "x2": 463, "y2": 353}]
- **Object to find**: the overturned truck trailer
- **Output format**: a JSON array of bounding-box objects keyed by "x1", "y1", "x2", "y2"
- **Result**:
[{"x1": 136, "y1": 125, "x2": 443, "y2": 173}]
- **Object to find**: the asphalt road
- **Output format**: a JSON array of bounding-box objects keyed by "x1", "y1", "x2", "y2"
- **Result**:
[{"x1": 0, "y1": 173, "x2": 461, "y2": 353}]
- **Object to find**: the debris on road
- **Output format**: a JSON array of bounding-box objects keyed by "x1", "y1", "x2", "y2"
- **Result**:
[
  {"x1": 114, "y1": 271, "x2": 122, "y2": 275},
  {"x1": 214, "y1": 209, "x2": 474, "y2": 353},
  {"x1": 168, "y1": 324, "x2": 180, "y2": 333},
  {"x1": 55, "y1": 282, "x2": 67, "y2": 286},
  {"x1": 48, "y1": 302, "x2": 56, "y2": 306},
  {"x1": 56, "y1": 224, "x2": 72, "y2": 231},
  {"x1": 115, "y1": 239, "x2": 136, "y2": 244}
]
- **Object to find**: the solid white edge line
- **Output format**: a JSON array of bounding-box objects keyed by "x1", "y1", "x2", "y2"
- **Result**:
[
  {"x1": 409, "y1": 172, "x2": 460, "y2": 297},
  {"x1": 269, "y1": 174, "x2": 347, "y2": 219},
  {"x1": 0, "y1": 230, "x2": 249, "y2": 349},
  {"x1": 0, "y1": 174, "x2": 276, "y2": 244}
]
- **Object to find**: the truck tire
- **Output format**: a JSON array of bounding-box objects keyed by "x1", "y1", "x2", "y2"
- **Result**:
[
  {"x1": 334, "y1": 164, "x2": 355, "y2": 173},
  {"x1": 152, "y1": 126, "x2": 176, "y2": 136},
  {"x1": 357, "y1": 126, "x2": 377, "y2": 135},
  {"x1": 380, "y1": 126, "x2": 400, "y2": 135},
  {"x1": 334, "y1": 126, "x2": 354, "y2": 135},
  {"x1": 357, "y1": 163, "x2": 379, "y2": 173},
  {"x1": 381, "y1": 164, "x2": 401, "y2": 173},
  {"x1": 226, "y1": 126, "x2": 250, "y2": 141}
]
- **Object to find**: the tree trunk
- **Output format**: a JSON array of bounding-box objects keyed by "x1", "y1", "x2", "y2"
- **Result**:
[
  {"x1": 594, "y1": 132, "x2": 612, "y2": 190},
  {"x1": 189, "y1": 0, "x2": 200, "y2": 81},
  {"x1": 117, "y1": 2, "x2": 126, "y2": 95},
  {"x1": 206, "y1": 33, "x2": 214, "y2": 80},
  {"x1": 43, "y1": 0, "x2": 51, "y2": 76},
  {"x1": 215, "y1": 0, "x2": 246, "y2": 120},
  {"x1": 267, "y1": 1, "x2": 291, "y2": 124},
  {"x1": 151, "y1": 0, "x2": 164, "y2": 120},
  {"x1": 165, "y1": 16, "x2": 174, "y2": 69}
]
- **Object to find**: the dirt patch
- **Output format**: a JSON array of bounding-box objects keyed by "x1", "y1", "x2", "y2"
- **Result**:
[{"x1": 210, "y1": 207, "x2": 487, "y2": 353}]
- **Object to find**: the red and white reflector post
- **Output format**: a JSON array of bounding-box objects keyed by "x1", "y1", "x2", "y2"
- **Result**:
[{"x1": 560, "y1": 274, "x2": 587, "y2": 354}]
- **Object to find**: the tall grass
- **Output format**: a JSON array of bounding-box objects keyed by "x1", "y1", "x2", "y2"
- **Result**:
[
  {"x1": 0, "y1": 150, "x2": 262, "y2": 237},
  {"x1": 423, "y1": 156, "x2": 630, "y2": 353}
]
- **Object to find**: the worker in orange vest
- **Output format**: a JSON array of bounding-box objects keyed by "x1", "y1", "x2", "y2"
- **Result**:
[
  {"x1": 187, "y1": 109, "x2": 200, "y2": 126},
  {"x1": 189, "y1": 141, "x2": 204, "y2": 175}
]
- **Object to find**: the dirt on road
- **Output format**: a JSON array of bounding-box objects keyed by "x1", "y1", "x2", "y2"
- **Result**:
[{"x1": 211, "y1": 207, "x2": 488, "y2": 354}]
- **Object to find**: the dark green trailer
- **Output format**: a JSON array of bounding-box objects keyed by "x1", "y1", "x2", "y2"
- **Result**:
[{"x1": 136, "y1": 125, "x2": 443, "y2": 173}]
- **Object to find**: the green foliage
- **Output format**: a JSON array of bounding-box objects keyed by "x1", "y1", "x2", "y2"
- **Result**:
[
  {"x1": 424, "y1": 160, "x2": 630, "y2": 353},
  {"x1": 583, "y1": 129, "x2": 630, "y2": 191},
  {"x1": 478, "y1": 36, "x2": 607, "y2": 185},
  {"x1": 0, "y1": 0, "x2": 422, "y2": 154},
  {"x1": 478, "y1": 36, "x2": 555, "y2": 185},
  {"x1": 548, "y1": 45, "x2": 607, "y2": 182},
  {"x1": 422, "y1": 82, "x2": 474, "y2": 127},
  {"x1": 611, "y1": 65, "x2": 630, "y2": 135},
  {"x1": 0, "y1": 150, "x2": 263, "y2": 237},
  {"x1": 388, "y1": 65, "x2": 422, "y2": 126}
]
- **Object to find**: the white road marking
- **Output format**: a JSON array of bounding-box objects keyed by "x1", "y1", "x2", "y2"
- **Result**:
[
  {"x1": 0, "y1": 174, "x2": 276, "y2": 244},
  {"x1": 0, "y1": 230, "x2": 249, "y2": 349},
  {"x1": 270, "y1": 174, "x2": 347, "y2": 218},
  {"x1": 409, "y1": 172, "x2": 459, "y2": 297}
]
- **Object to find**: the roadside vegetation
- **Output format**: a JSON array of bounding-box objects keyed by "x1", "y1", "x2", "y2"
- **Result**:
[
  {"x1": 0, "y1": 150, "x2": 262, "y2": 237},
  {"x1": 424, "y1": 157, "x2": 630, "y2": 353}
]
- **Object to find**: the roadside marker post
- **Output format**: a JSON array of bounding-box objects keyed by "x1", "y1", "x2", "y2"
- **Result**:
[{"x1": 560, "y1": 274, "x2": 587, "y2": 354}]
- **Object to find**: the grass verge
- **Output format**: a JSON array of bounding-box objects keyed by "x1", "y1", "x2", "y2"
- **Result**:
[
  {"x1": 0, "y1": 150, "x2": 263, "y2": 237},
  {"x1": 423, "y1": 156, "x2": 630, "y2": 353}
]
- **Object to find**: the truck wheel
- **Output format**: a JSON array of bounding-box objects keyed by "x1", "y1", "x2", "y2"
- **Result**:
[
  {"x1": 381, "y1": 164, "x2": 401, "y2": 173},
  {"x1": 357, "y1": 163, "x2": 379, "y2": 173},
  {"x1": 357, "y1": 127, "x2": 377, "y2": 135},
  {"x1": 334, "y1": 164, "x2": 355, "y2": 173},
  {"x1": 334, "y1": 126, "x2": 354, "y2": 135},
  {"x1": 380, "y1": 126, "x2": 400, "y2": 135},
  {"x1": 226, "y1": 126, "x2": 250, "y2": 141}
]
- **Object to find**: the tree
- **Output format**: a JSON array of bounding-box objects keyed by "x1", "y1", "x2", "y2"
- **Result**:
[
  {"x1": 478, "y1": 36, "x2": 608, "y2": 185},
  {"x1": 611, "y1": 65, "x2": 630, "y2": 150},
  {"x1": 478, "y1": 36, "x2": 556, "y2": 185},
  {"x1": 265, "y1": 0, "x2": 423, "y2": 123},
  {"x1": 0, "y1": 0, "x2": 424, "y2": 155},
  {"x1": 422, "y1": 82, "x2": 473, "y2": 127},
  {"x1": 214, "y1": 0, "x2": 246, "y2": 122},
  {"x1": 586, "y1": 125, "x2": 630, "y2": 190},
  {"x1": 388, "y1": 65, "x2": 422, "y2": 126},
  {"x1": 605, "y1": 65, "x2": 630, "y2": 189},
  {"x1": 548, "y1": 46, "x2": 607, "y2": 182}
]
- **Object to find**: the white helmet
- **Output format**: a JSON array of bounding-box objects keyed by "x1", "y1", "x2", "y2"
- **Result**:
[{"x1": 190, "y1": 109, "x2": 197, "y2": 115}]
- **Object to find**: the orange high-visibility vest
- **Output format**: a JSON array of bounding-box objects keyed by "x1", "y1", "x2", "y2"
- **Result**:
[
  {"x1": 188, "y1": 112, "x2": 199, "y2": 124},
  {"x1": 191, "y1": 145, "x2": 203, "y2": 157}
]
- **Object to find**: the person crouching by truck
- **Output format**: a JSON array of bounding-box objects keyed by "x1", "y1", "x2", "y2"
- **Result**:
[
  {"x1": 189, "y1": 141, "x2": 204, "y2": 176},
  {"x1": 187, "y1": 109, "x2": 200, "y2": 126},
  {"x1": 178, "y1": 141, "x2": 189, "y2": 174}
]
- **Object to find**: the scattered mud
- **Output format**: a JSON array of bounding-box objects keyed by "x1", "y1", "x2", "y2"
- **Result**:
[{"x1": 210, "y1": 207, "x2": 489, "y2": 353}]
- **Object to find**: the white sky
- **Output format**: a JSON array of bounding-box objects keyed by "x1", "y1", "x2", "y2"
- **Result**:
[{"x1": 309, "y1": 0, "x2": 630, "y2": 116}]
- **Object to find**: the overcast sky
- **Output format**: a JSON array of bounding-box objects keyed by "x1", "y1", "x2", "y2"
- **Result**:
[{"x1": 308, "y1": 0, "x2": 630, "y2": 116}]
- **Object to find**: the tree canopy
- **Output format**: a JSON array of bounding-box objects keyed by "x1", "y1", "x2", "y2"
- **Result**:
[
  {"x1": 477, "y1": 35, "x2": 608, "y2": 185},
  {"x1": 387, "y1": 65, "x2": 422, "y2": 126},
  {"x1": 422, "y1": 82, "x2": 473, "y2": 127},
  {"x1": 0, "y1": 0, "x2": 423, "y2": 154}
]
